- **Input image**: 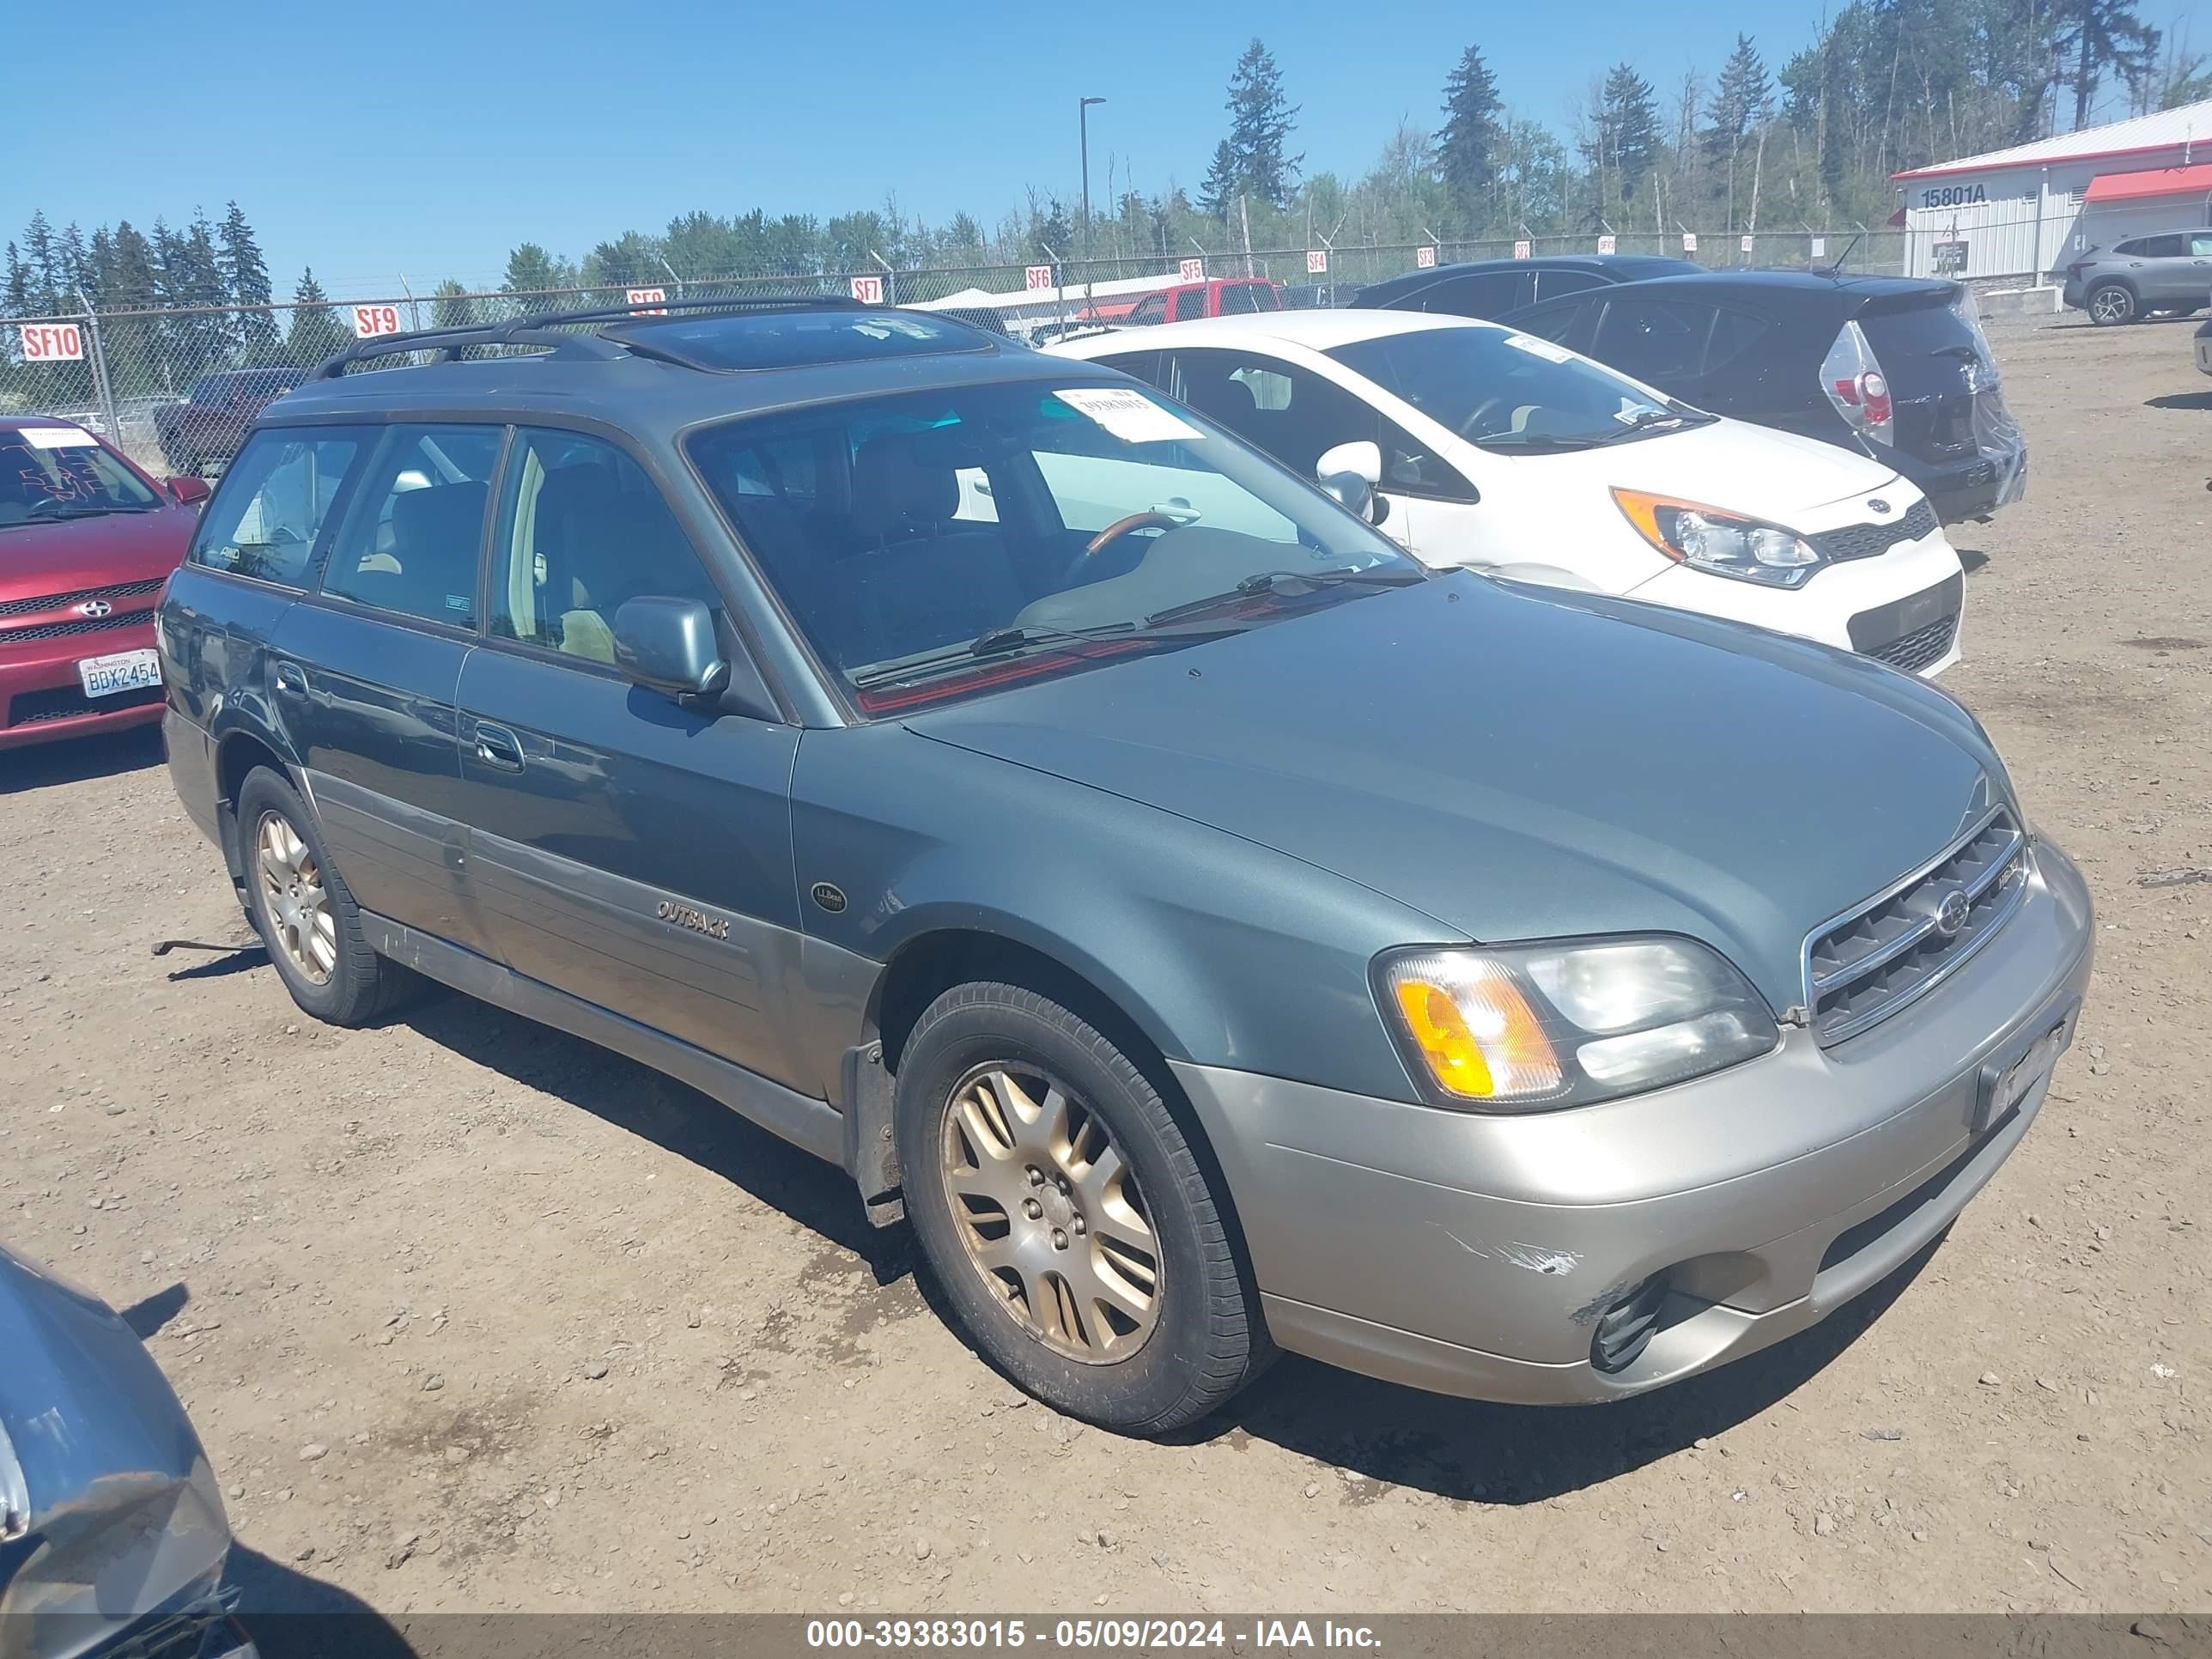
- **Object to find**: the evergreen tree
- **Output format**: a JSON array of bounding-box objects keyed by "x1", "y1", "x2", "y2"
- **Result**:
[
  {"x1": 218, "y1": 201, "x2": 278, "y2": 354},
  {"x1": 284, "y1": 269, "x2": 352, "y2": 369},
  {"x1": 1224, "y1": 39, "x2": 1302, "y2": 208},
  {"x1": 1197, "y1": 140, "x2": 1240, "y2": 220},
  {"x1": 432, "y1": 279, "x2": 476, "y2": 329},
  {"x1": 21, "y1": 211, "x2": 58, "y2": 313},
  {"x1": 84, "y1": 228, "x2": 114, "y2": 310},
  {"x1": 1705, "y1": 35, "x2": 1772, "y2": 228},
  {"x1": 502, "y1": 243, "x2": 565, "y2": 295},
  {"x1": 2063, "y1": 0, "x2": 2161, "y2": 124},
  {"x1": 3, "y1": 243, "x2": 28, "y2": 317},
  {"x1": 55, "y1": 224, "x2": 89, "y2": 305},
  {"x1": 1434, "y1": 45, "x2": 1506, "y2": 228},
  {"x1": 1595, "y1": 64, "x2": 1662, "y2": 209},
  {"x1": 102, "y1": 222, "x2": 163, "y2": 395},
  {"x1": 1034, "y1": 199, "x2": 1073, "y2": 261}
]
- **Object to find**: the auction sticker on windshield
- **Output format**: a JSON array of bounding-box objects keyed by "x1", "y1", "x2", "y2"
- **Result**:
[
  {"x1": 21, "y1": 426, "x2": 100, "y2": 449},
  {"x1": 1054, "y1": 387, "x2": 1203, "y2": 446},
  {"x1": 1504, "y1": 333, "x2": 1576, "y2": 363},
  {"x1": 77, "y1": 649, "x2": 161, "y2": 699}
]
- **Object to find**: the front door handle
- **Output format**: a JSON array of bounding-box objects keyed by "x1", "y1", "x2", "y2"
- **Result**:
[
  {"x1": 472, "y1": 721, "x2": 525, "y2": 772},
  {"x1": 272, "y1": 661, "x2": 308, "y2": 699}
]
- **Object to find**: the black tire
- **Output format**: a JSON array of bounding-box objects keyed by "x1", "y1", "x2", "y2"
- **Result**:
[
  {"x1": 234, "y1": 766, "x2": 420, "y2": 1026},
  {"x1": 2087, "y1": 283, "x2": 2137, "y2": 326},
  {"x1": 895, "y1": 981, "x2": 1268, "y2": 1436}
]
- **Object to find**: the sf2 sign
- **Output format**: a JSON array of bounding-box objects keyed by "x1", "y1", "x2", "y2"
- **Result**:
[
  {"x1": 351, "y1": 303, "x2": 404, "y2": 338},
  {"x1": 1179, "y1": 257, "x2": 1204, "y2": 282},
  {"x1": 17, "y1": 322, "x2": 84, "y2": 362},
  {"x1": 849, "y1": 275, "x2": 884, "y2": 305},
  {"x1": 626, "y1": 287, "x2": 667, "y2": 315}
]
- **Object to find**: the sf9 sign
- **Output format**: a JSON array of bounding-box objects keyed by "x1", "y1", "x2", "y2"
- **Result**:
[
  {"x1": 17, "y1": 322, "x2": 85, "y2": 362},
  {"x1": 350, "y1": 304, "x2": 404, "y2": 337}
]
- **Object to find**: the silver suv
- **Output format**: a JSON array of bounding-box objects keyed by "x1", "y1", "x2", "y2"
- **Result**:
[{"x1": 2063, "y1": 228, "x2": 2212, "y2": 325}]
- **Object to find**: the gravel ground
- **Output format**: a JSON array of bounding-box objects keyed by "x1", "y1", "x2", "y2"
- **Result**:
[{"x1": 2, "y1": 313, "x2": 2207, "y2": 1619}]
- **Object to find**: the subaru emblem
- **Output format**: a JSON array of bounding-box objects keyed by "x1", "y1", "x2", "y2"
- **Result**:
[
  {"x1": 1867, "y1": 497, "x2": 1892, "y2": 515},
  {"x1": 74, "y1": 599, "x2": 113, "y2": 618}
]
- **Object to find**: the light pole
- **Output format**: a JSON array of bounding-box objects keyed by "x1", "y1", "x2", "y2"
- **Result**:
[{"x1": 1079, "y1": 95, "x2": 1106, "y2": 313}]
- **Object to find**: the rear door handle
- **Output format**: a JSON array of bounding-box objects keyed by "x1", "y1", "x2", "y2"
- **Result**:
[
  {"x1": 272, "y1": 661, "x2": 308, "y2": 699},
  {"x1": 472, "y1": 721, "x2": 525, "y2": 772}
]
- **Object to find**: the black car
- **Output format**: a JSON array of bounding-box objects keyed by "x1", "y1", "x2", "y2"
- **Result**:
[
  {"x1": 1352, "y1": 253, "x2": 1701, "y2": 319},
  {"x1": 1499, "y1": 270, "x2": 2027, "y2": 524}
]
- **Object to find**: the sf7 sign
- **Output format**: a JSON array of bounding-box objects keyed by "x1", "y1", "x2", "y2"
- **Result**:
[
  {"x1": 17, "y1": 322, "x2": 84, "y2": 361},
  {"x1": 849, "y1": 275, "x2": 884, "y2": 305},
  {"x1": 351, "y1": 303, "x2": 404, "y2": 338}
]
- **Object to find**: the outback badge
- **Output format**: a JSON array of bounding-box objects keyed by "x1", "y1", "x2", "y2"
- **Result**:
[{"x1": 655, "y1": 899, "x2": 730, "y2": 939}]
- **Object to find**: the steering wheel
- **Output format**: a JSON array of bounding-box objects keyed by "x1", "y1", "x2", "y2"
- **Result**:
[
  {"x1": 1453, "y1": 396, "x2": 1507, "y2": 440},
  {"x1": 1060, "y1": 510, "x2": 1184, "y2": 584}
]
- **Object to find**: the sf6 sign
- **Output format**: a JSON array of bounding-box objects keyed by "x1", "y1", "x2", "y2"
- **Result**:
[
  {"x1": 350, "y1": 303, "x2": 404, "y2": 337},
  {"x1": 17, "y1": 322, "x2": 85, "y2": 361}
]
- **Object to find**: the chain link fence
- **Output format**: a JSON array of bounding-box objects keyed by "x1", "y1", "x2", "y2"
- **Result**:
[{"x1": 3, "y1": 228, "x2": 1932, "y2": 478}]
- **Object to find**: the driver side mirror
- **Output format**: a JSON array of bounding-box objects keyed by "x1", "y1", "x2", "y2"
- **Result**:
[{"x1": 167, "y1": 476, "x2": 212, "y2": 507}]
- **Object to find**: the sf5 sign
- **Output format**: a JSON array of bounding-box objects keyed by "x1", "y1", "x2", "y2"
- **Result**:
[
  {"x1": 351, "y1": 303, "x2": 404, "y2": 338},
  {"x1": 17, "y1": 321, "x2": 84, "y2": 362}
]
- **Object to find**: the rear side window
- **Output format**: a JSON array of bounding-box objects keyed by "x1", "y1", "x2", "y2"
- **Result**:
[
  {"x1": 1533, "y1": 270, "x2": 1606, "y2": 302},
  {"x1": 2132, "y1": 234, "x2": 2189, "y2": 258},
  {"x1": 1125, "y1": 294, "x2": 1169, "y2": 325},
  {"x1": 188, "y1": 428, "x2": 364, "y2": 587},
  {"x1": 2192, "y1": 234, "x2": 2212, "y2": 257},
  {"x1": 1091, "y1": 350, "x2": 1165, "y2": 389},
  {"x1": 1217, "y1": 282, "x2": 1275, "y2": 314},
  {"x1": 1171, "y1": 288, "x2": 1206, "y2": 321},
  {"x1": 1510, "y1": 301, "x2": 1589, "y2": 346},
  {"x1": 2113, "y1": 238, "x2": 2144, "y2": 256},
  {"x1": 1408, "y1": 271, "x2": 1528, "y2": 318},
  {"x1": 321, "y1": 424, "x2": 503, "y2": 627},
  {"x1": 1591, "y1": 298, "x2": 1711, "y2": 382},
  {"x1": 1702, "y1": 307, "x2": 1773, "y2": 374}
]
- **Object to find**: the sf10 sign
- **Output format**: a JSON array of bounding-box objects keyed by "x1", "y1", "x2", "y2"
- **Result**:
[
  {"x1": 1024, "y1": 264, "x2": 1054, "y2": 292},
  {"x1": 1178, "y1": 257, "x2": 1204, "y2": 282},
  {"x1": 626, "y1": 287, "x2": 667, "y2": 315},
  {"x1": 1305, "y1": 249, "x2": 1328, "y2": 275},
  {"x1": 351, "y1": 303, "x2": 404, "y2": 338},
  {"x1": 1415, "y1": 245, "x2": 1437, "y2": 269},
  {"x1": 17, "y1": 321, "x2": 84, "y2": 362},
  {"x1": 849, "y1": 275, "x2": 884, "y2": 305}
]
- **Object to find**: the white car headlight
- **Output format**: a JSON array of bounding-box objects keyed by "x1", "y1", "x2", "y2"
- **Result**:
[
  {"x1": 1374, "y1": 937, "x2": 1780, "y2": 1111},
  {"x1": 1612, "y1": 488, "x2": 1825, "y2": 587}
]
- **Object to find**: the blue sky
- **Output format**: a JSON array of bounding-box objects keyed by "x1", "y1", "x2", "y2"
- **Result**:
[{"x1": 8, "y1": 0, "x2": 2200, "y2": 297}]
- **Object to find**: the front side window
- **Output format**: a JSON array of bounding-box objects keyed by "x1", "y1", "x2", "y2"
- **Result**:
[
  {"x1": 490, "y1": 428, "x2": 720, "y2": 665},
  {"x1": 188, "y1": 427, "x2": 364, "y2": 586},
  {"x1": 2191, "y1": 233, "x2": 2212, "y2": 257},
  {"x1": 2136, "y1": 234, "x2": 2189, "y2": 258},
  {"x1": 1171, "y1": 288, "x2": 1206, "y2": 321},
  {"x1": 0, "y1": 426, "x2": 159, "y2": 529},
  {"x1": 322, "y1": 424, "x2": 502, "y2": 627},
  {"x1": 1328, "y1": 325, "x2": 1702, "y2": 452},
  {"x1": 688, "y1": 380, "x2": 1417, "y2": 710}
]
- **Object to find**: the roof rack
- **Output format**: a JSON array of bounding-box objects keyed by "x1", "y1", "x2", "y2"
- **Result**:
[{"x1": 310, "y1": 292, "x2": 872, "y2": 380}]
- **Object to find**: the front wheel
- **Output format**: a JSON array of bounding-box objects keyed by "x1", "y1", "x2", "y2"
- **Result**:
[
  {"x1": 2087, "y1": 283, "x2": 2137, "y2": 326},
  {"x1": 894, "y1": 981, "x2": 1268, "y2": 1435}
]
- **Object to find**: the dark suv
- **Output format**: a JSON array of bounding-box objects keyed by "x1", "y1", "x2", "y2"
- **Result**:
[
  {"x1": 1501, "y1": 270, "x2": 2027, "y2": 524},
  {"x1": 1352, "y1": 253, "x2": 1702, "y2": 319},
  {"x1": 154, "y1": 368, "x2": 307, "y2": 475},
  {"x1": 159, "y1": 299, "x2": 2092, "y2": 1435}
]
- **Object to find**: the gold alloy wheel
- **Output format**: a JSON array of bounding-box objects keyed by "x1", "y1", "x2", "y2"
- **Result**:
[
  {"x1": 939, "y1": 1065, "x2": 1163, "y2": 1363},
  {"x1": 255, "y1": 811, "x2": 337, "y2": 985}
]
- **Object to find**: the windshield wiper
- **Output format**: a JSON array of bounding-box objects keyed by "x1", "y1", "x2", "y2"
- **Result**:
[
  {"x1": 851, "y1": 620, "x2": 1177, "y2": 690},
  {"x1": 17, "y1": 502, "x2": 124, "y2": 522},
  {"x1": 1141, "y1": 565, "x2": 1425, "y2": 629},
  {"x1": 1473, "y1": 431, "x2": 1613, "y2": 451}
]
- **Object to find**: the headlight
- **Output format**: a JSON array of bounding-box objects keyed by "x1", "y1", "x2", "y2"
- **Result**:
[
  {"x1": 1612, "y1": 488, "x2": 1824, "y2": 587},
  {"x1": 1374, "y1": 937, "x2": 1779, "y2": 1111}
]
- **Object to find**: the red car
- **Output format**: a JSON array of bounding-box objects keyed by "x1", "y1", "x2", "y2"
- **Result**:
[{"x1": 1, "y1": 417, "x2": 210, "y2": 750}]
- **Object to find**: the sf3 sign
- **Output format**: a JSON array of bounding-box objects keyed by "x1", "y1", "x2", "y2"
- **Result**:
[
  {"x1": 350, "y1": 303, "x2": 404, "y2": 338},
  {"x1": 17, "y1": 321, "x2": 84, "y2": 362},
  {"x1": 1415, "y1": 246, "x2": 1437, "y2": 268},
  {"x1": 849, "y1": 275, "x2": 884, "y2": 305}
]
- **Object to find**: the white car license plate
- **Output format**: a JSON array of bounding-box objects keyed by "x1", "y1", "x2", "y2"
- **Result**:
[{"x1": 76, "y1": 647, "x2": 161, "y2": 699}]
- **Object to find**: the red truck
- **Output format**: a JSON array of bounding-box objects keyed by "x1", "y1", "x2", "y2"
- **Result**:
[{"x1": 1108, "y1": 277, "x2": 1284, "y2": 325}]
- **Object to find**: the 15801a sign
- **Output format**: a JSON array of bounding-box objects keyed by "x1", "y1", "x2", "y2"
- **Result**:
[{"x1": 1917, "y1": 183, "x2": 1988, "y2": 208}]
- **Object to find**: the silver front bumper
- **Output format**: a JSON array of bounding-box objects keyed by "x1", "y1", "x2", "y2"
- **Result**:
[{"x1": 1172, "y1": 837, "x2": 2095, "y2": 1405}]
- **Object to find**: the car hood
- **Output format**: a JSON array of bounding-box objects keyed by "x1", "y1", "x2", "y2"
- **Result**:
[
  {"x1": 1506, "y1": 414, "x2": 1907, "y2": 520},
  {"x1": 0, "y1": 1247, "x2": 232, "y2": 1650},
  {"x1": 905, "y1": 574, "x2": 2004, "y2": 1012},
  {"x1": 0, "y1": 507, "x2": 196, "y2": 604}
]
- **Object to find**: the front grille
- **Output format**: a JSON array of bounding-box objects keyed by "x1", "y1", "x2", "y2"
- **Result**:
[
  {"x1": 1808, "y1": 498, "x2": 1941, "y2": 563},
  {"x1": 1590, "y1": 1273, "x2": 1669, "y2": 1374},
  {"x1": 0, "y1": 607, "x2": 154, "y2": 641},
  {"x1": 4, "y1": 683, "x2": 164, "y2": 726},
  {"x1": 1869, "y1": 611, "x2": 1958, "y2": 674},
  {"x1": 0, "y1": 574, "x2": 167, "y2": 619},
  {"x1": 1805, "y1": 808, "x2": 2029, "y2": 1046}
]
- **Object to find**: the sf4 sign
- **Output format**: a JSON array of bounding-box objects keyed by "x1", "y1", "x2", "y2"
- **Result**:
[
  {"x1": 849, "y1": 274, "x2": 884, "y2": 305},
  {"x1": 1024, "y1": 264, "x2": 1054, "y2": 292},
  {"x1": 1178, "y1": 257, "x2": 1204, "y2": 282},
  {"x1": 626, "y1": 286, "x2": 667, "y2": 315},
  {"x1": 1306, "y1": 249, "x2": 1328, "y2": 275},
  {"x1": 17, "y1": 321, "x2": 84, "y2": 362},
  {"x1": 350, "y1": 303, "x2": 404, "y2": 338}
]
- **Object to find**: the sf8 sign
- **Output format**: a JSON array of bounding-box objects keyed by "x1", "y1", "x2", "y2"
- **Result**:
[
  {"x1": 351, "y1": 304, "x2": 404, "y2": 338},
  {"x1": 17, "y1": 322, "x2": 85, "y2": 361}
]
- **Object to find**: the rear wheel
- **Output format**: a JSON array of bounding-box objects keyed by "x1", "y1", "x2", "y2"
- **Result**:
[
  {"x1": 2087, "y1": 283, "x2": 2137, "y2": 326},
  {"x1": 235, "y1": 767, "x2": 420, "y2": 1026},
  {"x1": 895, "y1": 981, "x2": 1267, "y2": 1435}
]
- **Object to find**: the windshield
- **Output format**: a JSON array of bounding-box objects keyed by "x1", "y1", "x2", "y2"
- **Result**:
[
  {"x1": 0, "y1": 427, "x2": 160, "y2": 528},
  {"x1": 689, "y1": 380, "x2": 1417, "y2": 710},
  {"x1": 1328, "y1": 325, "x2": 1700, "y2": 449}
]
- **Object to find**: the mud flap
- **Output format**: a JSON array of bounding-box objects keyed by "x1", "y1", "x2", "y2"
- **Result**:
[{"x1": 842, "y1": 1043, "x2": 904, "y2": 1227}]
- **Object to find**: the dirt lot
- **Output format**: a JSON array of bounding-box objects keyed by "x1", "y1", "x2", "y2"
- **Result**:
[{"x1": 3, "y1": 313, "x2": 2208, "y2": 1621}]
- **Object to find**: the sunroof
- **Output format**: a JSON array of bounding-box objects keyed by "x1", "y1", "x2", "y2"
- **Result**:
[{"x1": 605, "y1": 307, "x2": 994, "y2": 371}]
